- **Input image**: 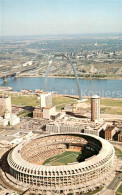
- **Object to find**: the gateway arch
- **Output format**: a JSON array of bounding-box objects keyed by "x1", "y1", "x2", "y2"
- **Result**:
[{"x1": 44, "y1": 54, "x2": 82, "y2": 100}]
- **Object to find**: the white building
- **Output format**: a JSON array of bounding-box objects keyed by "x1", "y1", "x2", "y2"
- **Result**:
[
  {"x1": 40, "y1": 92, "x2": 52, "y2": 108},
  {"x1": 46, "y1": 122, "x2": 82, "y2": 133},
  {"x1": 22, "y1": 61, "x2": 33, "y2": 67},
  {"x1": 43, "y1": 106, "x2": 56, "y2": 119},
  {"x1": 10, "y1": 114, "x2": 20, "y2": 126},
  {"x1": 0, "y1": 117, "x2": 8, "y2": 126},
  {"x1": 4, "y1": 109, "x2": 11, "y2": 119},
  {"x1": 25, "y1": 131, "x2": 33, "y2": 139},
  {"x1": 0, "y1": 95, "x2": 12, "y2": 116},
  {"x1": 10, "y1": 137, "x2": 23, "y2": 145}
]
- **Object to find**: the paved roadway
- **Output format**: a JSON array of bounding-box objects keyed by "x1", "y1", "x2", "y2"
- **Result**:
[{"x1": 107, "y1": 173, "x2": 122, "y2": 191}]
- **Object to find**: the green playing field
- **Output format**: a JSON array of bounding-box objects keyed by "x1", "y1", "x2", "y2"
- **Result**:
[{"x1": 43, "y1": 151, "x2": 81, "y2": 166}]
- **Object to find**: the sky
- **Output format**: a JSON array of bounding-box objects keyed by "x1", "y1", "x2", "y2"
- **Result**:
[{"x1": 0, "y1": 0, "x2": 122, "y2": 36}]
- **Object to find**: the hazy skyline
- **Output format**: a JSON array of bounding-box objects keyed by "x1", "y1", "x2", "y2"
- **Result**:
[{"x1": 0, "y1": 0, "x2": 122, "y2": 36}]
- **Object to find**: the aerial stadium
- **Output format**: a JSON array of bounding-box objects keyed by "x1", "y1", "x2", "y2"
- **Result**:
[{"x1": 7, "y1": 133, "x2": 115, "y2": 194}]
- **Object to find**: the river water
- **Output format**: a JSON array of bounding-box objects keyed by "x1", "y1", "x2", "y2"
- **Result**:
[{"x1": 0, "y1": 77, "x2": 122, "y2": 98}]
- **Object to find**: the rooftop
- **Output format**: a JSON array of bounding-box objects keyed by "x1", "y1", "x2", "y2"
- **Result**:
[{"x1": 91, "y1": 95, "x2": 100, "y2": 99}]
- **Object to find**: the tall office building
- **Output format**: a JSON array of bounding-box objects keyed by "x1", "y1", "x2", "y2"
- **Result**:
[
  {"x1": 0, "y1": 95, "x2": 12, "y2": 116},
  {"x1": 40, "y1": 92, "x2": 52, "y2": 108},
  {"x1": 91, "y1": 95, "x2": 100, "y2": 122}
]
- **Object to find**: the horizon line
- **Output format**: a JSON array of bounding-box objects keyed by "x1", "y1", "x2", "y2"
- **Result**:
[{"x1": 0, "y1": 32, "x2": 122, "y2": 38}]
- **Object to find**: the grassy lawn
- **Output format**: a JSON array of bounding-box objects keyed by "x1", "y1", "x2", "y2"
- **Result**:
[
  {"x1": 116, "y1": 184, "x2": 122, "y2": 195},
  {"x1": 11, "y1": 94, "x2": 122, "y2": 115},
  {"x1": 11, "y1": 95, "x2": 40, "y2": 107},
  {"x1": 52, "y1": 95, "x2": 77, "y2": 110},
  {"x1": 0, "y1": 129, "x2": 3, "y2": 132},
  {"x1": 85, "y1": 187, "x2": 103, "y2": 195},
  {"x1": 101, "y1": 107, "x2": 122, "y2": 115},
  {"x1": 114, "y1": 147, "x2": 122, "y2": 158},
  {"x1": 100, "y1": 99, "x2": 122, "y2": 115},
  {"x1": 43, "y1": 151, "x2": 81, "y2": 166},
  {"x1": 18, "y1": 110, "x2": 32, "y2": 117},
  {"x1": 11, "y1": 95, "x2": 77, "y2": 110},
  {"x1": 101, "y1": 99, "x2": 122, "y2": 107}
]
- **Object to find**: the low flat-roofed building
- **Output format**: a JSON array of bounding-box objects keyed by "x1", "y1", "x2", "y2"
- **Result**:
[
  {"x1": 9, "y1": 114, "x2": 20, "y2": 126},
  {"x1": 64, "y1": 105, "x2": 74, "y2": 112},
  {"x1": 105, "y1": 125, "x2": 116, "y2": 140},
  {"x1": 46, "y1": 121, "x2": 82, "y2": 134},
  {"x1": 33, "y1": 108, "x2": 43, "y2": 118},
  {"x1": 0, "y1": 136, "x2": 22, "y2": 145},
  {"x1": 50, "y1": 112, "x2": 60, "y2": 120},
  {"x1": 84, "y1": 127, "x2": 100, "y2": 136},
  {"x1": 46, "y1": 116, "x2": 106, "y2": 135},
  {"x1": 118, "y1": 131, "x2": 122, "y2": 142},
  {"x1": 43, "y1": 106, "x2": 56, "y2": 120},
  {"x1": 0, "y1": 129, "x2": 33, "y2": 146},
  {"x1": 0, "y1": 117, "x2": 8, "y2": 126}
]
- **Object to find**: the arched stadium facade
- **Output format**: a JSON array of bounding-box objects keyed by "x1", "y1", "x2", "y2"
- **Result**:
[{"x1": 7, "y1": 133, "x2": 115, "y2": 194}]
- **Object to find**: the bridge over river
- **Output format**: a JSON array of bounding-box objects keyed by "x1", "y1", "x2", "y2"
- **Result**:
[{"x1": 0, "y1": 64, "x2": 39, "y2": 83}]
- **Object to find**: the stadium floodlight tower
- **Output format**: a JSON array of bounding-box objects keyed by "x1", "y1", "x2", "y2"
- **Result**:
[{"x1": 44, "y1": 54, "x2": 82, "y2": 100}]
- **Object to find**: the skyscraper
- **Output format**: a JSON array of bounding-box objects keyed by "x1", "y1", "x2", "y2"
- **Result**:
[
  {"x1": 91, "y1": 95, "x2": 100, "y2": 122},
  {"x1": 40, "y1": 92, "x2": 52, "y2": 108},
  {"x1": 0, "y1": 95, "x2": 12, "y2": 116}
]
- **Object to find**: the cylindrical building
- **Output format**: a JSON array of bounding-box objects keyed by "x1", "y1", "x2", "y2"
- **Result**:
[{"x1": 91, "y1": 95, "x2": 100, "y2": 122}]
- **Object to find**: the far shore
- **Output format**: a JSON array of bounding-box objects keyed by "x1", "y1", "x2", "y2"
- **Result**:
[{"x1": 16, "y1": 75, "x2": 122, "y2": 80}]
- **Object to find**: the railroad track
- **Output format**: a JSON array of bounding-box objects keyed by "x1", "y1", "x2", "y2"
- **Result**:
[{"x1": 107, "y1": 173, "x2": 122, "y2": 190}]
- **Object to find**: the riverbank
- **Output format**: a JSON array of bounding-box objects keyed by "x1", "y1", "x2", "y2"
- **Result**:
[{"x1": 17, "y1": 75, "x2": 122, "y2": 80}]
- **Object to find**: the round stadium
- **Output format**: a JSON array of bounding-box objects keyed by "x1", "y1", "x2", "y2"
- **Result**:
[{"x1": 7, "y1": 133, "x2": 115, "y2": 194}]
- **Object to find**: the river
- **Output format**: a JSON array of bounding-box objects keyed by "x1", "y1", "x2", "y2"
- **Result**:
[{"x1": 0, "y1": 77, "x2": 122, "y2": 98}]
